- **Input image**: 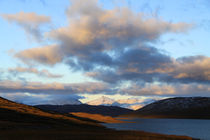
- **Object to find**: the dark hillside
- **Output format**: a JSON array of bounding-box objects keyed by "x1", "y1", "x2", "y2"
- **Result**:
[{"x1": 127, "y1": 97, "x2": 210, "y2": 119}]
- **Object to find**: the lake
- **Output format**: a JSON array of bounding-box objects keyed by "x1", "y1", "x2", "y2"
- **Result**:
[{"x1": 103, "y1": 118, "x2": 210, "y2": 140}]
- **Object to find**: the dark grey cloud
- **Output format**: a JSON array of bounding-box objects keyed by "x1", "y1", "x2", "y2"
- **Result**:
[
  {"x1": 86, "y1": 52, "x2": 210, "y2": 84},
  {"x1": 86, "y1": 46, "x2": 173, "y2": 83},
  {"x1": 66, "y1": 52, "x2": 113, "y2": 71}
]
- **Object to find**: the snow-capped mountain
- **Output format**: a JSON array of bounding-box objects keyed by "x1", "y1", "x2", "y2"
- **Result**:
[
  {"x1": 86, "y1": 96, "x2": 116, "y2": 106},
  {"x1": 117, "y1": 98, "x2": 142, "y2": 104},
  {"x1": 86, "y1": 96, "x2": 152, "y2": 110}
]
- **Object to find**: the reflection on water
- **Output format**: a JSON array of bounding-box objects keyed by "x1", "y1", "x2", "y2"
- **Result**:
[{"x1": 103, "y1": 118, "x2": 210, "y2": 140}]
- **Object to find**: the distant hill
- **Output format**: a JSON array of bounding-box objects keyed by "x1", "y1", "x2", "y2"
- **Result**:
[
  {"x1": 35, "y1": 104, "x2": 133, "y2": 117},
  {"x1": 0, "y1": 97, "x2": 100, "y2": 128},
  {"x1": 126, "y1": 97, "x2": 210, "y2": 119}
]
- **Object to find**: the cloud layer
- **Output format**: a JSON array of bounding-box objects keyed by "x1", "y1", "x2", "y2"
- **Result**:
[
  {"x1": 1, "y1": 0, "x2": 209, "y2": 102},
  {"x1": 119, "y1": 83, "x2": 210, "y2": 96},
  {"x1": 0, "y1": 80, "x2": 109, "y2": 94},
  {"x1": 0, "y1": 80, "x2": 209, "y2": 97},
  {"x1": 8, "y1": 66, "x2": 63, "y2": 78}
]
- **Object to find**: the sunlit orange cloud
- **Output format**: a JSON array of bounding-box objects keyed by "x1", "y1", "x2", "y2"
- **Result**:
[{"x1": 1, "y1": 12, "x2": 50, "y2": 41}]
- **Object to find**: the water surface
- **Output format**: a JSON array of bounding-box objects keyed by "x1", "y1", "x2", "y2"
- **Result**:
[{"x1": 103, "y1": 118, "x2": 210, "y2": 140}]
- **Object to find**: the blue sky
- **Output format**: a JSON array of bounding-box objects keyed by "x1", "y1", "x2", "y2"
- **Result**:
[{"x1": 0, "y1": 0, "x2": 209, "y2": 105}]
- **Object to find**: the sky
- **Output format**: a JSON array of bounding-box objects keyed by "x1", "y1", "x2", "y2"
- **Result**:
[{"x1": 0, "y1": 0, "x2": 209, "y2": 105}]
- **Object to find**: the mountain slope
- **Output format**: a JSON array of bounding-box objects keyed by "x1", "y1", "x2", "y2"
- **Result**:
[
  {"x1": 35, "y1": 104, "x2": 133, "y2": 117},
  {"x1": 0, "y1": 97, "x2": 100, "y2": 127},
  {"x1": 127, "y1": 97, "x2": 210, "y2": 119}
]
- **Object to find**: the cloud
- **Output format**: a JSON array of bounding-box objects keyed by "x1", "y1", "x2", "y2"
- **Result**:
[
  {"x1": 1, "y1": 12, "x2": 50, "y2": 41},
  {"x1": 6, "y1": 0, "x2": 209, "y2": 99},
  {"x1": 13, "y1": 0, "x2": 205, "y2": 85},
  {"x1": 120, "y1": 83, "x2": 176, "y2": 96},
  {"x1": 15, "y1": 44, "x2": 61, "y2": 65},
  {"x1": 171, "y1": 56, "x2": 210, "y2": 82},
  {"x1": 119, "y1": 83, "x2": 210, "y2": 96},
  {"x1": 15, "y1": 0, "x2": 191, "y2": 66},
  {"x1": 86, "y1": 48, "x2": 210, "y2": 84},
  {"x1": 0, "y1": 80, "x2": 109, "y2": 94},
  {"x1": 12, "y1": 0, "x2": 209, "y2": 85},
  {"x1": 0, "y1": 79, "x2": 209, "y2": 98},
  {"x1": 8, "y1": 66, "x2": 63, "y2": 78}
]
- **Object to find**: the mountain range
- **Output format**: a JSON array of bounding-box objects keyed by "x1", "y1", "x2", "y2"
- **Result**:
[
  {"x1": 36, "y1": 96, "x2": 210, "y2": 120},
  {"x1": 32, "y1": 96, "x2": 150, "y2": 110},
  {"x1": 86, "y1": 96, "x2": 152, "y2": 110}
]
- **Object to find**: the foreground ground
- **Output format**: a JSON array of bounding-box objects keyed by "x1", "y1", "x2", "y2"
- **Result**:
[{"x1": 0, "y1": 129, "x2": 196, "y2": 140}]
